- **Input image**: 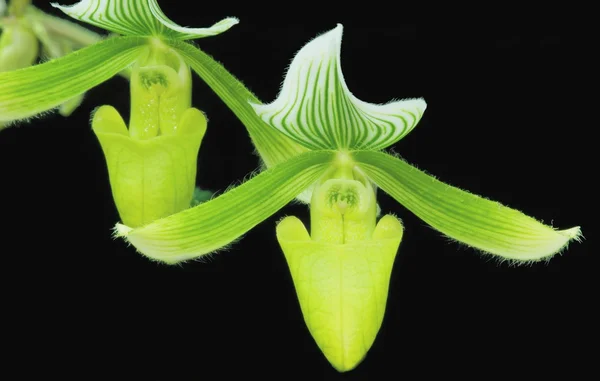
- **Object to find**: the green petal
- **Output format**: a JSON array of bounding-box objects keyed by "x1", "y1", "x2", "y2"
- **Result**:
[
  {"x1": 147, "y1": 0, "x2": 238, "y2": 40},
  {"x1": 250, "y1": 24, "x2": 427, "y2": 151},
  {"x1": 52, "y1": 0, "x2": 237, "y2": 40},
  {"x1": 114, "y1": 150, "x2": 335, "y2": 264},
  {"x1": 51, "y1": 0, "x2": 163, "y2": 37},
  {"x1": 170, "y1": 40, "x2": 309, "y2": 170},
  {"x1": 0, "y1": 35, "x2": 146, "y2": 123},
  {"x1": 171, "y1": 39, "x2": 316, "y2": 203},
  {"x1": 353, "y1": 150, "x2": 582, "y2": 263}
]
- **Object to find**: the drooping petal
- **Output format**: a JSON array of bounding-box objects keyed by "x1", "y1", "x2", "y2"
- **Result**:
[
  {"x1": 148, "y1": 0, "x2": 238, "y2": 40},
  {"x1": 353, "y1": 150, "x2": 582, "y2": 262},
  {"x1": 0, "y1": 35, "x2": 146, "y2": 123},
  {"x1": 250, "y1": 24, "x2": 427, "y2": 151},
  {"x1": 52, "y1": 0, "x2": 237, "y2": 40},
  {"x1": 170, "y1": 40, "x2": 309, "y2": 170},
  {"x1": 171, "y1": 39, "x2": 315, "y2": 203},
  {"x1": 114, "y1": 150, "x2": 335, "y2": 264}
]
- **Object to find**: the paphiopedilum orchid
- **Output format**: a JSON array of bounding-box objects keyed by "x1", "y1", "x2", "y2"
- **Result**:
[
  {"x1": 0, "y1": 0, "x2": 103, "y2": 129},
  {"x1": 110, "y1": 24, "x2": 582, "y2": 371},
  {"x1": 0, "y1": 0, "x2": 308, "y2": 227},
  {"x1": 0, "y1": 2, "x2": 584, "y2": 372}
]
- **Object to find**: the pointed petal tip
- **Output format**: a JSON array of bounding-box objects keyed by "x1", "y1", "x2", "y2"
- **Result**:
[
  {"x1": 224, "y1": 17, "x2": 240, "y2": 25},
  {"x1": 393, "y1": 97, "x2": 427, "y2": 116},
  {"x1": 113, "y1": 223, "x2": 132, "y2": 238},
  {"x1": 149, "y1": 0, "x2": 239, "y2": 40},
  {"x1": 354, "y1": 151, "x2": 583, "y2": 264},
  {"x1": 296, "y1": 23, "x2": 343, "y2": 58},
  {"x1": 208, "y1": 16, "x2": 240, "y2": 31},
  {"x1": 560, "y1": 226, "x2": 583, "y2": 242},
  {"x1": 251, "y1": 23, "x2": 426, "y2": 151},
  {"x1": 497, "y1": 225, "x2": 583, "y2": 264}
]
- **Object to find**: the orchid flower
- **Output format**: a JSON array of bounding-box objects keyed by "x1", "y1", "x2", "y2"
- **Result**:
[
  {"x1": 0, "y1": 0, "x2": 104, "y2": 129},
  {"x1": 0, "y1": 0, "x2": 305, "y2": 228},
  {"x1": 111, "y1": 24, "x2": 582, "y2": 371},
  {"x1": 0, "y1": 3, "x2": 583, "y2": 371}
]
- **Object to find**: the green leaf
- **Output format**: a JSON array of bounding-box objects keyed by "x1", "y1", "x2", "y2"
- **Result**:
[
  {"x1": 0, "y1": 35, "x2": 146, "y2": 123},
  {"x1": 169, "y1": 40, "x2": 309, "y2": 170},
  {"x1": 52, "y1": 0, "x2": 237, "y2": 40},
  {"x1": 250, "y1": 24, "x2": 427, "y2": 151},
  {"x1": 353, "y1": 150, "x2": 582, "y2": 263},
  {"x1": 114, "y1": 150, "x2": 335, "y2": 264},
  {"x1": 0, "y1": 0, "x2": 6, "y2": 17}
]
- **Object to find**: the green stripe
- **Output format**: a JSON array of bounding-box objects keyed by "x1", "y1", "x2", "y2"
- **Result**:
[
  {"x1": 354, "y1": 150, "x2": 581, "y2": 259},
  {"x1": 119, "y1": 150, "x2": 336, "y2": 263},
  {"x1": 169, "y1": 40, "x2": 308, "y2": 170},
  {"x1": 251, "y1": 25, "x2": 427, "y2": 152},
  {"x1": 0, "y1": 36, "x2": 147, "y2": 122}
]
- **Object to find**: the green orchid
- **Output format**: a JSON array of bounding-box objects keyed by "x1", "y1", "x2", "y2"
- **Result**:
[
  {"x1": 0, "y1": 2, "x2": 583, "y2": 372},
  {"x1": 111, "y1": 24, "x2": 582, "y2": 371},
  {"x1": 0, "y1": 0, "x2": 104, "y2": 129},
  {"x1": 0, "y1": 0, "x2": 307, "y2": 228}
]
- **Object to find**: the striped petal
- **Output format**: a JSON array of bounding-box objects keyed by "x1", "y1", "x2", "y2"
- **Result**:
[
  {"x1": 148, "y1": 0, "x2": 238, "y2": 40},
  {"x1": 0, "y1": 35, "x2": 146, "y2": 124},
  {"x1": 353, "y1": 150, "x2": 582, "y2": 263},
  {"x1": 114, "y1": 150, "x2": 335, "y2": 264},
  {"x1": 52, "y1": 0, "x2": 237, "y2": 40},
  {"x1": 171, "y1": 39, "x2": 317, "y2": 203},
  {"x1": 250, "y1": 24, "x2": 427, "y2": 151},
  {"x1": 170, "y1": 40, "x2": 309, "y2": 170}
]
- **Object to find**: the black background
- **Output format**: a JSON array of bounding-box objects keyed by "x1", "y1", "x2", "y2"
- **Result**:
[{"x1": 1, "y1": 1, "x2": 595, "y2": 379}]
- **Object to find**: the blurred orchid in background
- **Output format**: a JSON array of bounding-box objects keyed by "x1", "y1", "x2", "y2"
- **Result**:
[{"x1": 0, "y1": 0, "x2": 104, "y2": 129}]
